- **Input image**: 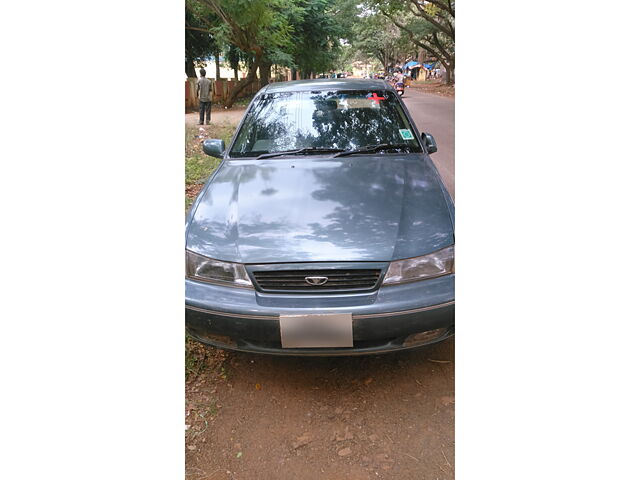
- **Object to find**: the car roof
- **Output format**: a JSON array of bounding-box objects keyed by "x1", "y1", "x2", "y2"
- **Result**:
[{"x1": 262, "y1": 78, "x2": 392, "y2": 93}]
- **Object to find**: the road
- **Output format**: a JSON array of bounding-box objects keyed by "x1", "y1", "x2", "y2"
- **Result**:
[
  {"x1": 185, "y1": 92, "x2": 455, "y2": 480},
  {"x1": 403, "y1": 90, "x2": 455, "y2": 198}
]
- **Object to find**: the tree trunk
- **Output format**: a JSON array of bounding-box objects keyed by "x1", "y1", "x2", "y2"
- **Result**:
[
  {"x1": 224, "y1": 55, "x2": 260, "y2": 108},
  {"x1": 259, "y1": 61, "x2": 272, "y2": 87},
  {"x1": 214, "y1": 51, "x2": 221, "y2": 79},
  {"x1": 233, "y1": 66, "x2": 238, "y2": 81},
  {"x1": 186, "y1": 58, "x2": 197, "y2": 78},
  {"x1": 442, "y1": 59, "x2": 454, "y2": 84}
]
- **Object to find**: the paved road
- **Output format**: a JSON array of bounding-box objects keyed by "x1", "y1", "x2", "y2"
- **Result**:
[{"x1": 402, "y1": 90, "x2": 455, "y2": 198}]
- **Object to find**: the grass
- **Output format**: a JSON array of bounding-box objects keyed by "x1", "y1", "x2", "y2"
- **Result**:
[
  {"x1": 207, "y1": 398, "x2": 221, "y2": 417},
  {"x1": 185, "y1": 336, "x2": 208, "y2": 378},
  {"x1": 232, "y1": 94, "x2": 255, "y2": 107},
  {"x1": 212, "y1": 92, "x2": 256, "y2": 108},
  {"x1": 185, "y1": 123, "x2": 236, "y2": 183},
  {"x1": 185, "y1": 153, "x2": 221, "y2": 185},
  {"x1": 185, "y1": 334, "x2": 232, "y2": 381}
]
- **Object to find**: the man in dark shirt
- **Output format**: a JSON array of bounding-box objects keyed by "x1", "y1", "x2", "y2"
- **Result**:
[{"x1": 196, "y1": 68, "x2": 213, "y2": 125}]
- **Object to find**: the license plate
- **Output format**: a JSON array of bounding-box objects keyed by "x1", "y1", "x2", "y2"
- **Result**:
[{"x1": 279, "y1": 313, "x2": 353, "y2": 348}]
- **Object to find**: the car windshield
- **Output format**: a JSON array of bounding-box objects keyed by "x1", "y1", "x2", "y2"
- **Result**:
[{"x1": 229, "y1": 90, "x2": 422, "y2": 157}]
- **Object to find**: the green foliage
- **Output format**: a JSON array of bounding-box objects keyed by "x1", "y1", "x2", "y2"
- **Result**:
[
  {"x1": 351, "y1": 7, "x2": 413, "y2": 70},
  {"x1": 185, "y1": 336, "x2": 207, "y2": 378},
  {"x1": 363, "y1": 0, "x2": 455, "y2": 82},
  {"x1": 333, "y1": 44, "x2": 358, "y2": 72},
  {"x1": 185, "y1": 195, "x2": 195, "y2": 211},
  {"x1": 327, "y1": 0, "x2": 361, "y2": 44},
  {"x1": 187, "y1": 0, "x2": 361, "y2": 79},
  {"x1": 286, "y1": 0, "x2": 355, "y2": 75},
  {"x1": 187, "y1": 0, "x2": 455, "y2": 82},
  {"x1": 186, "y1": 0, "x2": 221, "y2": 76},
  {"x1": 201, "y1": 0, "x2": 294, "y2": 56},
  {"x1": 185, "y1": 153, "x2": 220, "y2": 185}
]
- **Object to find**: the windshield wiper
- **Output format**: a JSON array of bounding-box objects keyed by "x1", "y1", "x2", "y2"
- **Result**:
[
  {"x1": 256, "y1": 147, "x2": 344, "y2": 159},
  {"x1": 333, "y1": 143, "x2": 411, "y2": 157}
]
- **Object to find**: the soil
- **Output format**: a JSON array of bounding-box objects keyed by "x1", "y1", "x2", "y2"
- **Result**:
[
  {"x1": 186, "y1": 184, "x2": 205, "y2": 200},
  {"x1": 185, "y1": 107, "x2": 246, "y2": 126},
  {"x1": 408, "y1": 81, "x2": 455, "y2": 99},
  {"x1": 185, "y1": 340, "x2": 454, "y2": 479}
]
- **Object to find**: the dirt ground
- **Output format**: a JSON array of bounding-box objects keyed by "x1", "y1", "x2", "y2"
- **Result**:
[
  {"x1": 185, "y1": 106, "x2": 246, "y2": 126},
  {"x1": 407, "y1": 80, "x2": 455, "y2": 99},
  {"x1": 186, "y1": 339, "x2": 454, "y2": 480}
]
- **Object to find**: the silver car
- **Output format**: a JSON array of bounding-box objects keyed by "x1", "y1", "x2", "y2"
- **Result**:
[{"x1": 185, "y1": 79, "x2": 454, "y2": 355}]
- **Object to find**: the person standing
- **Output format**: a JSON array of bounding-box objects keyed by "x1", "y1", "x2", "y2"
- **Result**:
[{"x1": 196, "y1": 68, "x2": 213, "y2": 125}]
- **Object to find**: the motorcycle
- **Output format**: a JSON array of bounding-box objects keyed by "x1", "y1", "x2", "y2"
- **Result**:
[{"x1": 394, "y1": 80, "x2": 405, "y2": 96}]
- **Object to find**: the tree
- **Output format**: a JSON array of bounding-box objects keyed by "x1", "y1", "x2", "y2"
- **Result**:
[
  {"x1": 287, "y1": 0, "x2": 356, "y2": 78},
  {"x1": 351, "y1": 10, "x2": 413, "y2": 73},
  {"x1": 225, "y1": 44, "x2": 248, "y2": 82},
  {"x1": 186, "y1": 0, "x2": 364, "y2": 105},
  {"x1": 185, "y1": 1, "x2": 221, "y2": 77},
  {"x1": 368, "y1": 0, "x2": 455, "y2": 83},
  {"x1": 190, "y1": 0, "x2": 293, "y2": 107}
]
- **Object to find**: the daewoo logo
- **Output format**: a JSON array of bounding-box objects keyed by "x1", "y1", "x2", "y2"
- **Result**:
[{"x1": 305, "y1": 276, "x2": 329, "y2": 286}]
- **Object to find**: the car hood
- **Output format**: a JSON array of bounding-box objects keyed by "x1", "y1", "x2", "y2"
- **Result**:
[{"x1": 186, "y1": 155, "x2": 453, "y2": 263}]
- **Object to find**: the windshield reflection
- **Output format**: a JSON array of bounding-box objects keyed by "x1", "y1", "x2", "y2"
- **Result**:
[{"x1": 230, "y1": 90, "x2": 422, "y2": 157}]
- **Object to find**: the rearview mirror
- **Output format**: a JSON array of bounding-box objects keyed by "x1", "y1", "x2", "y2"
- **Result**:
[
  {"x1": 202, "y1": 139, "x2": 225, "y2": 158},
  {"x1": 421, "y1": 132, "x2": 437, "y2": 154}
]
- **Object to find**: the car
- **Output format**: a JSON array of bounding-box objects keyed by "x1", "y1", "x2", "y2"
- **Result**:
[{"x1": 185, "y1": 78, "x2": 454, "y2": 356}]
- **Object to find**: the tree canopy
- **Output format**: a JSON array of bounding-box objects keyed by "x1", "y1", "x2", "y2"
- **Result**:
[
  {"x1": 185, "y1": 0, "x2": 455, "y2": 106},
  {"x1": 366, "y1": 0, "x2": 455, "y2": 83}
]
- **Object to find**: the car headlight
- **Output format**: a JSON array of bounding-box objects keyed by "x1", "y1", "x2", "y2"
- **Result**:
[
  {"x1": 185, "y1": 250, "x2": 253, "y2": 288},
  {"x1": 382, "y1": 245, "x2": 454, "y2": 285}
]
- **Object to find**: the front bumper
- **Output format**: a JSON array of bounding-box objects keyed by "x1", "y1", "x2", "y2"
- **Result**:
[{"x1": 185, "y1": 274, "x2": 454, "y2": 356}]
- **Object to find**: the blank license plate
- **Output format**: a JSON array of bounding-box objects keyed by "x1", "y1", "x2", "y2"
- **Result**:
[{"x1": 279, "y1": 313, "x2": 353, "y2": 348}]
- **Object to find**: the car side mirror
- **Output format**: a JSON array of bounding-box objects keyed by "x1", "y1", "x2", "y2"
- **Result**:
[
  {"x1": 202, "y1": 139, "x2": 225, "y2": 158},
  {"x1": 421, "y1": 132, "x2": 437, "y2": 154}
]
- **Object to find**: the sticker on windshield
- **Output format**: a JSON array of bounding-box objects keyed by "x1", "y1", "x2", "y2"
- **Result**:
[{"x1": 399, "y1": 129, "x2": 414, "y2": 140}]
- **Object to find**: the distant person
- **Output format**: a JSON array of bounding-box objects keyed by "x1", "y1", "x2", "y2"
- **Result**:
[{"x1": 196, "y1": 68, "x2": 213, "y2": 125}]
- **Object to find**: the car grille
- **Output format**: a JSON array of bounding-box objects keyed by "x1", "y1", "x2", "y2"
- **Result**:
[{"x1": 252, "y1": 269, "x2": 382, "y2": 293}]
